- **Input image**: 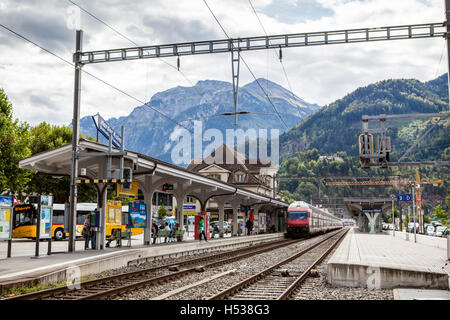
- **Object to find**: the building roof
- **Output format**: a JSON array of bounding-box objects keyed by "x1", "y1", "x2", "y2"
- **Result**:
[{"x1": 187, "y1": 144, "x2": 274, "y2": 187}]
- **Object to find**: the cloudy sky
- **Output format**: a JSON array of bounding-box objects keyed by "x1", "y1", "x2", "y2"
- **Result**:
[{"x1": 0, "y1": 0, "x2": 447, "y2": 126}]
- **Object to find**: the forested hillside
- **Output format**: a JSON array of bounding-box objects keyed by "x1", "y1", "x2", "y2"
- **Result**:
[{"x1": 279, "y1": 74, "x2": 449, "y2": 162}]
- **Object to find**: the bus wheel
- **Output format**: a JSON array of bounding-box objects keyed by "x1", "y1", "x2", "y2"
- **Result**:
[{"x1": 54, "y1": 228, "x2": 65, "y2": 240}]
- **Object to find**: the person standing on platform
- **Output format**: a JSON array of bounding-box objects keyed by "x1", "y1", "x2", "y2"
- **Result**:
[
  {"x1": 91, "y1": 209, "x2": 99, "y2": 249},
  {"x1": 211, "y1": 222, "x2": 219, "y2": 239},
  {"x1": 152, "y1": 221, "x2": 158, "y2": 244},
  {"x1": 83, "y1": 213, "x2": 92, "y2": 250},
  {"x1": 246, "y1": 218, "x2": 253, "y2": 236},
  {"x1": 198, "y1": 217, "x2": 207, "y2": 242},
  {"x1": 164, "y1": 222, "x2": 171, "y2": 243}
]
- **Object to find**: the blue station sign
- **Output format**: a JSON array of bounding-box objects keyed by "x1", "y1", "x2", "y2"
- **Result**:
[
  {"x1": 397, "y1": 194, "x2": 412, "y2": 202},
  {"x1": 92, "y1": 113, "x2": 122, "y2": 148}
]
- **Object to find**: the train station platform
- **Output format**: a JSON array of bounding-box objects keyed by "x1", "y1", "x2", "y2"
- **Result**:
[
  {"x1": 327, "y1": 228, "x2": 450, "y2": 290},
  {"x1": 0, "y1": 233, "x2": 283, "y2": 293}
]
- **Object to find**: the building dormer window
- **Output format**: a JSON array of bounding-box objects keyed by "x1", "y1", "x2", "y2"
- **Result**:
[
  {"x1": 236, "y1": 173, "x2": 245, "y2": 182},
  {"x1": 207, "y1": 174, "x2": 221, "y2": 180}
]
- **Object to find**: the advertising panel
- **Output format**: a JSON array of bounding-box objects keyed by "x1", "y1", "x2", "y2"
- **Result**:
[
  {"x1": 129, "y1": 202, "x2": 147, "y2": 228},
  {"x1": 0, "y1": 207, "x2": 12, "y2": 240},
  {"x1": 0, "y1": 196, "x2": 13, "y2": 207}
]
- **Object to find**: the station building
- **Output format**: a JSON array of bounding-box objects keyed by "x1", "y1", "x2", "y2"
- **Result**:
[{"x1": 184, "y1": 144, "x2": 283, "y2": 234}]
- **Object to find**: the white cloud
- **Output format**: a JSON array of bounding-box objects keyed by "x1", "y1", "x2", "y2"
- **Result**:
[{"x1": 0, "y1": 0, "x2": 446, "y2": 127}]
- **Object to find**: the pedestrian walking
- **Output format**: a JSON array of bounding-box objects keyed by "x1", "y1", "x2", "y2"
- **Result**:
[{"x1": 198, "y1": 217, "x2": 207, "y2": 242}]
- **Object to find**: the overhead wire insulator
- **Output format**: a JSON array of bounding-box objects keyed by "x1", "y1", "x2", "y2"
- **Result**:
[
  {"x1": 177, "y1": 55, "x2": 180, "y2": 71},
  {"x1": 279, "y1": 46, "x2": 282, "y2": 62}
]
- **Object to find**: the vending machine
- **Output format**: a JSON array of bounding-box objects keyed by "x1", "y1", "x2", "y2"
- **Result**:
[{"x1": 194, "y1": 211, "x2": 210, "y2": 239}]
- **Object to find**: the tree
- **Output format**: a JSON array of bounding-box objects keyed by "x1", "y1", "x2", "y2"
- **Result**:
[
  {"x1": 432, "y1": 205, "x2": 448, "y2": 223},
  {"x1": 157, "y1": 205, "x2": 168, "y2": 221},
  {"x1": 0, "y1": 89, "x2": 32, "y2": 193},
  {"x1": 25, "y1": 122, "x2": 96, "y2": 203}
]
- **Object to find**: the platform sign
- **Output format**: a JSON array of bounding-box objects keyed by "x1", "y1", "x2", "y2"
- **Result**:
[
  {"x1": 93, "y1": 113, "x2": 122, "y2": 148},
  {"x1": 183, "y1": 205, "x2": 196, "y2": 216},
  {"x1": 397, "y1": 194, "x2": 412, "y2": 202},
  {"x1": 0, "y1": 207, "x2": 12, "y2": 240},
  {"x1": 39, "y1": 206, "x2": 52, "y2": 239},
  {"x1": 362, "y1": 209, "x2": 382, "y2": 214},
  {"x1": 129, "y1": 201, "x2": 147, "y2": 228}
]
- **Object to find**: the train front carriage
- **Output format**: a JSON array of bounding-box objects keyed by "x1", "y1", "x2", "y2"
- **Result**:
[{"x1": 286, "y1": 202, "x2": 311, "y2": 237}]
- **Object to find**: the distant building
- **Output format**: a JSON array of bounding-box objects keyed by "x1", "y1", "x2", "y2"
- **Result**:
[
  {"x1": 318, "y1": 155, "x2": 344, "y2": 162},
  {"x1": 187, "y1": 144, "x2": 280, "y2": 198}
]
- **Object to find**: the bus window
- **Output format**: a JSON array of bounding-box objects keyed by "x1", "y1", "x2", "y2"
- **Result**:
[
  {"x1": 13, "y1": 205, "x2": 36, "y2": 228},
  {"x1": 52, "y1": 210, "x2": 64, "y2": 225}
]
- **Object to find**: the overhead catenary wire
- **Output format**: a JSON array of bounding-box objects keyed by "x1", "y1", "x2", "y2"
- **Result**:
[
  {"x1": 0, "y1": 23, "x2": 191, "y2": 132},
  {"x1": 67, "y1": 0, "x2": 218, "y2": 121},
  {"x1": 178, "y1": 111, "x2": 278, "y2": 122},
  {"x1": 247, "y1": 0, "x2": 295, "y2": 94},
  {"x1": 202, "y1": 0, "x2": 289, "y2": 129}
]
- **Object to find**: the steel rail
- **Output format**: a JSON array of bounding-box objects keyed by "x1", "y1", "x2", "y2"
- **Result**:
[
  {"x1": 74, "y1": 238, "x2": 302, "y2": 300},
  {"x1": 277, "y1": 229, "x2": 349, "y2": 300},
  {"x1": 4, "y1": 238, "x2": 299, "y2": 300},
  {"x1": 207, "y1": 228, "x2": 347, "y2": 300}
]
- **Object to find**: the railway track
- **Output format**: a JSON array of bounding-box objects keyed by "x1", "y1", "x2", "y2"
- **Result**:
[
  {"x1": 208, "y1": 228, "x2": 348, "y2": 300},
  {"x1": 5, "y1": 237, "x2": 302, "y2": 300}
]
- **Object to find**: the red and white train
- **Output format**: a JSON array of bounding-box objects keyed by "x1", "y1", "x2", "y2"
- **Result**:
[{"x1": 286, "y1": 201, "x2": 343, "y2": 237}]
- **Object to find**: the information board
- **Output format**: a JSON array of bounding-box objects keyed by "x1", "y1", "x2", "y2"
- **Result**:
[
  {"x1": 39, "y1": 206, "x2": 52, "y2": 239},
  {"x1": 129, "y1": 202, "x2": 147, "y2": 228},
  {"x1": 0, "y1": 207, "x2": 12, "y2": 240}
]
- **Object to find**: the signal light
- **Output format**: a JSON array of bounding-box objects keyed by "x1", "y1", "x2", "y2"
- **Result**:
[{"x1": 121, "y1": 167, "x2": 132, "y2": 190}]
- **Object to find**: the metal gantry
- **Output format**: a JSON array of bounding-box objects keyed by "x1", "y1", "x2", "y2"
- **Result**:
[{"x1": 76, "y1": 23, "x2": 445, "y2": 64}]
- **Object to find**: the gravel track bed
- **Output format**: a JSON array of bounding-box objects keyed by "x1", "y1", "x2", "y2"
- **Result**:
[
  {"x1": 291, "y1": 233, "x2": 394, "y2": 300},
  {"x1": 117, "y1": 232, "x2": 339, "y2": 300},
  {"x1": 85, "y1": 246, "x2": 244, "y2": 279}
]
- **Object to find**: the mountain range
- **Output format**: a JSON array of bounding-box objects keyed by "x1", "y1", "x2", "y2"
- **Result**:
[{"x1": 80, "y1": 78, "x2": 320, "y2": 164}]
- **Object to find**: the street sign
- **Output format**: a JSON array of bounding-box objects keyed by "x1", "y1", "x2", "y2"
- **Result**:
[
  {"x1": 162, "y1": 184, "x2": 174, "y2": 191},
  {"x1": 397, "y1": 194, "x2": 412, "y2": 202}
]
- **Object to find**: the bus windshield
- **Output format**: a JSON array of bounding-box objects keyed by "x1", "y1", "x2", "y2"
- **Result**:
[{"x1": 288, "y1": 211, "x2": 309, "y2": 220}]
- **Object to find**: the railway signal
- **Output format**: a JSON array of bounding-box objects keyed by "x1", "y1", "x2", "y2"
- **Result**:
[{"x1": 358, "y1": 112, "x2": 450, "y2": 168}]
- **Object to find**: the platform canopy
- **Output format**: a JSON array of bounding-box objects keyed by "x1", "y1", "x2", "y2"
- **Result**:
[
  {"x1": 344, "y1": 197, "x2": 393, "y2": 217},
  {"x1": 19, "y1": 139, "x2": 288, "y2": 208},
  {"x1": 344, "y1": 197, "x2": 393, "y2": 233}
]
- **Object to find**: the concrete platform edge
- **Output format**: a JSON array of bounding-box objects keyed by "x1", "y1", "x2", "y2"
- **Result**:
[
  {"x1": 327, "y1": 262, "x2": 449, "y2": 290},
  {"x1": 0, "y1": 233, "x2": 283, "y2": 293}
]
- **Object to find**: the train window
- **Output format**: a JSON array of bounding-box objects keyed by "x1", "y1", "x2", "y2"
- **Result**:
[{"x1": 288, "y1": 211, "x2": 309, "y2": 220}]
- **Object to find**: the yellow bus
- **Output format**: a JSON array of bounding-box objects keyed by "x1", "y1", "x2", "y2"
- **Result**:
[{"x1": 12, "y1": 201, "x2": 143, "y2": 240}]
